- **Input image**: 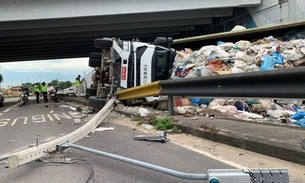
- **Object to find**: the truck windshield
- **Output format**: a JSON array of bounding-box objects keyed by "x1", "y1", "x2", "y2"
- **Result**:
[{"x1": 154, "y1": 49, "x2": 170, "y2": 81}]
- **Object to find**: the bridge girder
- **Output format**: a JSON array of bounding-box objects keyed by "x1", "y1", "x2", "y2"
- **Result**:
[{"x1": 0, "y1": 0, "x2": 261, "y2": 62}]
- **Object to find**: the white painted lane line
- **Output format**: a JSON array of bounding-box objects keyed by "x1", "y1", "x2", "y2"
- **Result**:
[{"x1": 0, "y1": 103, "x2": 18, "y2": 117}]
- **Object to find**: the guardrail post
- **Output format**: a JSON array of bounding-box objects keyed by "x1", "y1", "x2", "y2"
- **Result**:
[{"x1": 168, "y1": 95, "x2": 174, "y2": 115}]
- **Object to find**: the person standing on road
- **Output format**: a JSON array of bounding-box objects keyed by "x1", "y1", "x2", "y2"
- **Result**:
[
  {"x1": 34, "y1": 82, "x2": 40, "y2": 103},
  {"x1": 41, "y1": 82, "x2": 48, "y2": 103},
  {"x1": 75, "y1": 75, "x2": 82, "y2": 97}
]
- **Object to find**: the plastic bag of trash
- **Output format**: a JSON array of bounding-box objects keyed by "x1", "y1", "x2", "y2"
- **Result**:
[
  {"x1": 290, "y1": 111, "x2": 305, "y2": 120},
  {"x1": 138, "y1": 107, "x2": 151, "y2": 116},
  {"x1": 267, "y1": 109, "x2": 283, "y2": 118},
  {"x1": 200, "y1": 66, "x2": 214, "y2": 76},
  {"x1": 215, "y1": 49, "x2": 230, "y2": 58},
  {"x1": 281, "y1": 49, "x2": 304, "y2": 61},
  {"x1": 217, "y1": 105, "x2": 238, "y2": 115},
  {"x1": 193, "y1": 67, "x2": 201, "y2": 77},
  {"x1": 218, "y1": 42, "x2": 234, "y2": 51},
  {"x1": 174, "y1": 106, "x2": 187, "y2": 115},
  {"x1": 244, "y1": 64, "x2": 260, "y2": 72},
  {"x1": 208, "y1": 99, "x2": 227, "y2": 108},
  {"x1": 189, "y1": 98, "x2": 211, "y2": 106},
  {"x1": 260, "y1": 54, "x2": 276, "y2": 71},
  {"x1": 235, "y1": 51, "x2": 244, "y2": 60},
  {"x1": 239, "y1": 111, "x2": 263, "y2": 119},
  {"x1": 293, "y1": 118, "x2": 305, "y2": 127},
  {"x1": 235, "y1": 40, "x2": 252, "y2": 51},
  {"x1": 233, "y1": 60, "x2": 247, "y2": 69}
]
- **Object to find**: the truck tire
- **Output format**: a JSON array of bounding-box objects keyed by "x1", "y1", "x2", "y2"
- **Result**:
[
  {"x1": 88, "y1": 96, "x2": 106, "y2": 109},
  {"x1": 89, "y1": 58, "x2": 101, "y2": 67},
  {"x1": 154, "y1": 37, "x2": 167, "y2": 46},
  {"x1": 86, "y1": 88, "x2": 97, "y2": 95},
  {"x1": 85, "y1": 93, "x2": 93, "y2": 100},
  {"x1": 94, "y1": 38, "x2": 112, "y2": 48},
  {"x1": 89, "y1": 52, "x2": 101, "y2": 59}
]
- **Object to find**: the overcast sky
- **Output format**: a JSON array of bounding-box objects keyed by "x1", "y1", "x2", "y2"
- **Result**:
[{"x1": 0, "y1": 58, "x2": 93, "y2": 89}]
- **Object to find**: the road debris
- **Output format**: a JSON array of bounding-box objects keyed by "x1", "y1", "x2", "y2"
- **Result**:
[
  {"x1": 133, "y1": 131, "x2": 167, "y2": 143},
  {"x1": 93, "y1": 127, "x2": 115, "y2": 132}
]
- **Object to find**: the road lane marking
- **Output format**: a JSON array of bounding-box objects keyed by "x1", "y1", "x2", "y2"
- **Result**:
[
  {"x1": 0, "y1": 103, "x2": 18, "y2": 117},
  {"x1": 0, "y1": 112, "x2": 85, "y2": 127}
]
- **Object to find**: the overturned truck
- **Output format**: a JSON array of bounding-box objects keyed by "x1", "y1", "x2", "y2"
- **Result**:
[{"x1": 86, "y1": 37, "x2": 176, "y2": 108}]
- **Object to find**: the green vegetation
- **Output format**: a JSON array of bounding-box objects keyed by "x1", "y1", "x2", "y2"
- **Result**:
[
  {"x1": 155, "y1": 117, "x2": 173, "y2": 130},
  {"x1": 131, "y1": 114, "x2": 141, "y2": 121},
  {"x1": 149, "y1": 114, "x2": 158, "y2": 126},
  {"x1": 132, "y1": 114, "x2": 181, "y2": 133},
  {"x1": 171, "y1": 125, "x2": 180, "y2": 133},
  {"x1": 48, "y1": 79, "x2": 72, "y2": 90}
]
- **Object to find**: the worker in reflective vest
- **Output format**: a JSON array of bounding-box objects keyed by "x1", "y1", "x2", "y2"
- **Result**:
[
  {"x1": 75, "y1": 75, "x2": 82, "y2": 97},
  {"x1": 34, "y1": 82, "x2": 40, "y2": 103},
  {"x1": 41, "y1": 82, "x2": 48, "y2": 103}
]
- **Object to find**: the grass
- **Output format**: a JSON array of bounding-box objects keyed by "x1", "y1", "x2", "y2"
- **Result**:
[{"x1": 132, "y1": 114, "x2": 181, "y2": 133}]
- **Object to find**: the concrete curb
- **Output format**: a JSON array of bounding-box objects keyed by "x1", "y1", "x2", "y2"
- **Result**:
[{"x1": 175, "y1": 124, "x2": 305, "y2": 165}]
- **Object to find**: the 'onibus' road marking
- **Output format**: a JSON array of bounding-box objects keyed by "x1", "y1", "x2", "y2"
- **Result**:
[{"x1": 0, "y1": 112, "x2": 84, "y2": 128}]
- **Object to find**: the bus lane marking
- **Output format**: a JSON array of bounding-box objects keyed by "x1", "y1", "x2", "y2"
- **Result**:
[{"x1": 0, "y1": 112, "x2": 85, "y2": 128}]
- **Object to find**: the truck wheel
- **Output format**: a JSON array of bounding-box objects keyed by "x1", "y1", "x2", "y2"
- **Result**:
[
  {"x1": 88, "y1": 96, "x2": 106, "y2": 109},
  {"x1": 94, "y1": 38, "x2": 112, "y2": 48},
  {"x1": 89, "y1": 52, "x2": 101, "y2": 59},
  {"x1": 85, "y1": 93, "x2": 93, "y2": 99},
  {"x1": 0, "y1": 101, "x2": 3, "y2": 107},
  {"x1": 86, "y1": 88, "x2": 97, "y2": 95},
  {"x1": 89, "y1": 58, "x2": 101, "y2": 67}
]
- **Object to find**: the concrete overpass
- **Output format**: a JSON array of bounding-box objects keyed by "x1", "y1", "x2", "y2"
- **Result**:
[{"x1": 0, "y1": 0, "x2": 261, "y2": 62}]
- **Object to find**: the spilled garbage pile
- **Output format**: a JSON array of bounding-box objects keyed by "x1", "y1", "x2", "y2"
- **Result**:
[{"x1": 164, "y1": 29, "x2": 305, "y2": 127}]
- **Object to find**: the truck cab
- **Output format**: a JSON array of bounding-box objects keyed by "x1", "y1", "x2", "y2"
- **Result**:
[{"x1": 87, "y1": 37, "x2": 176, "y2": 108}]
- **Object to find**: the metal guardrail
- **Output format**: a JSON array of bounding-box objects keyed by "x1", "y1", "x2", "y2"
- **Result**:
[
  {"x1": 7, "y1": 98, "x2": 115, "y2": 168},
  {"x1": 117, "y1": 67, "x2": 305, "y2": 100}
]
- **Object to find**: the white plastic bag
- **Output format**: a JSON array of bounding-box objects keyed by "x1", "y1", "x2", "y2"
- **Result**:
[
  {"x1": 235, "y1": 40, "x2": 252, "y2": 51},
  {"x1": 281, "y1": 50, "x2": 304, "y2": 61},
  {"x1": 138, "y1": 107, "x2": 150, "y2": 116}
]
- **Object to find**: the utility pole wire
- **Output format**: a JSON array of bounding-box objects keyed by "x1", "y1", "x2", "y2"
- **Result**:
[{"x1": 34, "y1": 71, "x2": 46, "y2": 83}]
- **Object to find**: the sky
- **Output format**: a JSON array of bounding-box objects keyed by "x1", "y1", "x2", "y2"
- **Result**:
[{"x1": 0, "y1": 58, "x2": 93, "y2": 89}]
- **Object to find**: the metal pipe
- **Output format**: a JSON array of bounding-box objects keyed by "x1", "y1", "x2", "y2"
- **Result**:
[
  {"x1": 0, "y1": 155, "x2": 9, "y2": 161},
  {"x1": 168, "y1": 95, "x2": 174, "y2": 115},
  {"x1": 62, "y1": 142, "x2": 207, "y2": 180}
]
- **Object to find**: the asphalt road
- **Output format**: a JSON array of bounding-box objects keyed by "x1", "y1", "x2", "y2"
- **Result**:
[
  {"x1": 0, "y1": 97, "x2": 236, "y2": 183},
  {"x1": 0, "y1": 122, "x2": 234, "y2": 183},
  {"x1": 0, "y1": 97, "x2": 89, "y2": 155}
]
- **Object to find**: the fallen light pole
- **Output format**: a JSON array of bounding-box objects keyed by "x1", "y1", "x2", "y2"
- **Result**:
[{"x1": 57, "y1": 141, "x2": 290, "y2": 182}]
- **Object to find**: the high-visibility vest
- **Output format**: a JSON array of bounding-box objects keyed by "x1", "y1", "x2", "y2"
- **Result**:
[
  {"x1": 34, "y1": 85, "x2": 40, "y2": 92},
  {"x1": 75, "y1": 78, "x2": 81, "y2": 87},
  {"x1": 41, "y1": 85, "x2": 47, "y2": 92}
]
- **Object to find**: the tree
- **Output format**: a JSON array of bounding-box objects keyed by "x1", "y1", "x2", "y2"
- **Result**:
[
  {"x1": 49, "y1": 79, "x2": 59, "y2": 87},
  {"x1": 0, "y1": 74, "x2": 3, "y2": 83},
  {"x1": 49, "y1": 79, "x2": 72, "y2": 90},
  {"x1": 58, "y1": 81, "x2": 72, "y2": 90},
  {"x1": 22, "y1": 82, "x2": 33, "y2": 89}
]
